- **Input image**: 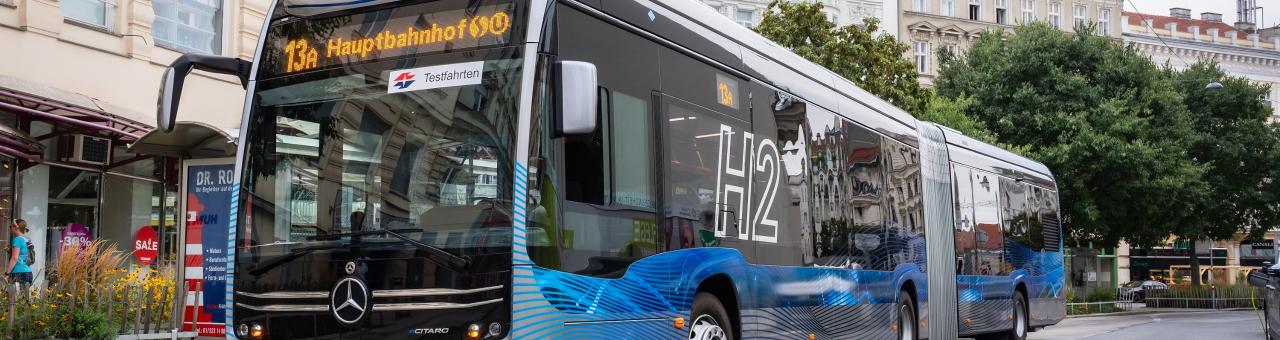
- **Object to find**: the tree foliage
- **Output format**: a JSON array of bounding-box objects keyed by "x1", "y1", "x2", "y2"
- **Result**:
[
  {"x1": 1168, "y1": 62, "x2": 1280, "y2": 242},
  {"x1": 755, "y1": 0, "x2": 931, "y2": 115},
  {"x1": 935, "y1": 23, "x2": 1208, "y2": 248}
]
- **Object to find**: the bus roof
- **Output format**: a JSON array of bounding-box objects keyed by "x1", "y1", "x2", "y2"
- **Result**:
[
  {"x1": 650, "y1": 0, "x2": 921, "y2": 131},
  {"x1": 647, "y1": 0, "x2": 1053, "y2": 182}
]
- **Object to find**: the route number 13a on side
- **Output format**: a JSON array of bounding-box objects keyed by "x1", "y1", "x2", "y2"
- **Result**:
[{"x1": 713, "y1": 123, "x2": 782, "y2": 244}]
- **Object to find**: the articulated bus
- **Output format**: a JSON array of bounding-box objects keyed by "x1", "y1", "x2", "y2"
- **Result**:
[{"x1": 157, "y1": 0, "x2": 1065, "y2": 339}]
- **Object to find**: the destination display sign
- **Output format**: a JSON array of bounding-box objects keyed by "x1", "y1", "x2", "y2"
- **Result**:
[{"x1": 262, "y1": 2, "x2": 515, "y2": 76}]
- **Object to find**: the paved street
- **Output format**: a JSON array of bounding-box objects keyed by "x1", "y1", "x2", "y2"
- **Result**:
[{"x1": 1031, "y1": 310, "x2": 1265, "y2": 340}]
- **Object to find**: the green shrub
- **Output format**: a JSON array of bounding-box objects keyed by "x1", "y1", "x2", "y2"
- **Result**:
[
  {"x1": 1087, "y1": 287, "x2": 1115, "y2": 302},
  {"x1": 53, "y1": 308, "x2": 117, "y2": 340}
]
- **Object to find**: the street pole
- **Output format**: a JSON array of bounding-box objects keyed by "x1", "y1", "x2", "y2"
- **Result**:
[{"x1": 1210, "y1": 241, "x2": 1216, "y2": 309}]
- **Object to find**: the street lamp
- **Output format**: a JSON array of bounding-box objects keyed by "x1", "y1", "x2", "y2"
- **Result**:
[{"x1": 1205, "y1": 81, "x2": 1225, "y2": 90}]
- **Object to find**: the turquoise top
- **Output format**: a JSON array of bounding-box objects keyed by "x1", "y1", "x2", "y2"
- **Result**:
[{"x1": 11, "y1": 236, "x2": 29, "y2": 273}]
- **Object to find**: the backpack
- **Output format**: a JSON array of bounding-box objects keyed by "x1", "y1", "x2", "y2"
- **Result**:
[{"x1": 18, "y1": 236, "x2": 32, "y2": 266}]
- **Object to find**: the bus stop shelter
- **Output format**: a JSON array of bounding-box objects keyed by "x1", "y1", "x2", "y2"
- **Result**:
[{"x1": 128, "y1": 121, "x2": 237, "y2": 337}]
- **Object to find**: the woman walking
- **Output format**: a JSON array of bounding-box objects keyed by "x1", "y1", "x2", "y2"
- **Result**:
[{"x1": 6, "y1": 219, "x2": 32, "y2": 290}]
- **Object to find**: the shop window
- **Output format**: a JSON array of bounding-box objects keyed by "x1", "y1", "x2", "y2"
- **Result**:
[
  {"x1": 0, "y1": 157, "x2": 14, "y2": 252},
  {"x1": 45, "y1": 166, "x2": 100, "y2": 268}
]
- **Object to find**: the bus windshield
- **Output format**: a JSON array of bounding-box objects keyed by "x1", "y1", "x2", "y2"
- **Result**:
[{"x1": 237, "y1": 49, "x2": 521, "y2": 258}]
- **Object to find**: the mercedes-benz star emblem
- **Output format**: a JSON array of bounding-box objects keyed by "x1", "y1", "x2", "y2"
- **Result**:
[
  {"x1": 345, "y1": 261, "x2": 356, "y2": 275},
  {"x1": 330, "y1": 277, "x2": 369, "y2": 324}
]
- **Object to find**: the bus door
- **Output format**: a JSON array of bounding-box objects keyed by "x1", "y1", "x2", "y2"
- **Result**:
[{"x1": 551, "y1": 3, "x2": 663, "y2": 278}]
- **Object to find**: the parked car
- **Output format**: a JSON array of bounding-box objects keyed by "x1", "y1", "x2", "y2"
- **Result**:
[
  {"x1": 1249, "y1": 262, "x2": 1280, "y2": 340},
  {"x1": 1118, "y1": 280, "x2": 1169, "y2": 302}
]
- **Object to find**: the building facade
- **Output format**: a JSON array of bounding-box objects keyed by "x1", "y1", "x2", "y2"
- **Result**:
[
  {"x1": 900, "y1": 0, "x2": 1122, "y2": 85},
  {"x1": 1123, "y1": 8, "x2": 1280, "y2": 118},
  {"x1": 700, "y1": 0, "x2": 899, "y2": 37},
  {"x1": 0, "y1": 0, "x2": 264, "y2": 284}
]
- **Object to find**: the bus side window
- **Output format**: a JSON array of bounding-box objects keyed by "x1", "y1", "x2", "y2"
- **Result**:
[
  {"x1": 752, "y1": 85, "x2": 809, "y2": 267},
  {"x1": 971, "y1": 170, "x2": 1005, "y2": 275},
  {"x1": 882, "y1": 138, "x2": 924, "y2": 270},
  {"x1": 663, "y1": 97, "x2": 752, "y2": 256},
  {"x1": 1026, "y1": 185, "x2": 1046, "y2": 253},
  {"x1": 838, "y1": 120, "x2": 888, "y2": 271},
  {"x1": 804, "y1": 108, "x2": 847, "y2": 267},
  {"x1": 953, "y1": 165, "x2": 978, "y2": 275}
]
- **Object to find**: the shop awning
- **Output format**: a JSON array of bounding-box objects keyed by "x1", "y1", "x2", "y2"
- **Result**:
[
  {"x1": 0, "y1": 74, "x2": 150, "y2": 146},
  {"x1": 0, "y1": 120, "x2": 43, "y2": 161},
  {"x1": 127, "y1": 121, "x2": 237, "y2": 158}
]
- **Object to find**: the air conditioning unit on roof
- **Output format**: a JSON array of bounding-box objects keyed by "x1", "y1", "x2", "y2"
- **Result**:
[{"x1": 57, "y1": 135, "x2": 111, "y2": 165}]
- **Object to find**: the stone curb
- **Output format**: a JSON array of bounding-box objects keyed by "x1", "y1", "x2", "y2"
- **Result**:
[{"x1": 1065, "y1": 307, "x2": 1256, "y2": 319}]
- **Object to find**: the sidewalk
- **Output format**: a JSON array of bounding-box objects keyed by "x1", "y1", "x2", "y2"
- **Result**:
[{"x1": 1067, "y1": 304, "x2": 1256, "y2": 319}]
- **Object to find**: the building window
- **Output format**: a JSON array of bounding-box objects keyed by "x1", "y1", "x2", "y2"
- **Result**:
[
  {"x1": 969, "y1": 0, "x2": 982, "y2": 21},
  {"x1": 1074, "y1": 5, "x2": 1087, "y2": 28},
  {"x1": 735, "y1": 9, "x2": 754, "y2": 27},
  {"x1": 62, "y1": 0, "x2": 117, "y2": 30},
  {"x1": 152, "y1": 0, "x2": 224, "y2": 54},
  {"x1": 914, "y1": 0, "x2": 926, "y2": 12},
  {"x1": 995, "y1": 0, "x2": 1008, "y2": 24},
  {"x1": 914, "y1": 41, "x2": 930, "y2": 73},
  {"x1": 943, "y1": 0, "x2": 955, "y2": 17},
  {"x1": 1049, "y1": 2, "x2": 1061, "y2": 28},
  {"x1": 1098, "y1": 8, "x2": 1110, "y2": 35},
  {"x1": 1022, "y1": 0, "x2": 1034, "y2": 23}
]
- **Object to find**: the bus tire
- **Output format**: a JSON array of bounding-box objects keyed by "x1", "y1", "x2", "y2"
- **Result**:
[
  {"x1": 898, "y1": 292, "x2": 918, "y2": 340},
  {"x1": 689, "y1": 292, "x2": 733, "y2": 340},
  {"x1": 976, "y1": 290, "x2": 1028, "y2": 340},
  {"x1": 1011, "y1": 290, "x2": 1029, "y2": 340}
]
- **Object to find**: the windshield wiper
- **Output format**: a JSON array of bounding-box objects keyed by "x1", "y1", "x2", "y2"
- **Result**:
[
  {"x1": 309, "y1": 229, "x2": 472, "y2": 270},
  {"x1": 249, "y1": 242, "x2": 344, "y2": 275}
]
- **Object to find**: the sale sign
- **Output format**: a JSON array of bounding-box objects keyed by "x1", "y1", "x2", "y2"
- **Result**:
[
  {"x1": 60, "y1": 223, "x2": 91, "y2": 252},
  {"x1": 181, "y1": 162, "x2": 234, "y2": 337},
  {"x1": 133, "y1": 226, "x2": 158, "y2": 266}
]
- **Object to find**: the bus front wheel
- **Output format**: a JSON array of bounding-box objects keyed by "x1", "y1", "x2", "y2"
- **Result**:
[{"x1": 689, "y1": 292, "x2": 733, "y2": 340}]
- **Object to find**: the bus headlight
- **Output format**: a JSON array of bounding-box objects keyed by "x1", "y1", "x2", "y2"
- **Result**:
[
  {"x1": 466, "y1": 323, "x2": 481, "y2": 338},
  {"x1": 237, "y1": 323, "x2": 249, "y2": 337},
  {"x1": 487, "y1": 322, "x2": 502, "y2": 337},
  {"x1": 250, "y1": 323, "x2": 264, "y2": 338}
]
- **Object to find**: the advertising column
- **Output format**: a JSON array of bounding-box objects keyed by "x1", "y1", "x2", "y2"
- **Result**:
[{"x1": 181, "y1": 160, "x2": 234, "y2": 337}]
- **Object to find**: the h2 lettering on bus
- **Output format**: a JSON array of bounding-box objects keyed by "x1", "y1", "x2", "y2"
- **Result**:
[{"x1": 713, "y1": 124, "x2": 781, "y2": 244}]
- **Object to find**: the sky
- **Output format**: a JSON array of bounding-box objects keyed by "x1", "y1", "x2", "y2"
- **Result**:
[{"x1": 1128, "y1": 0, "x2": 1280, "y2": 28}]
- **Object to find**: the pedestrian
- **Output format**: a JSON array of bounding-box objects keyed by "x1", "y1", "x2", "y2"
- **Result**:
[{"x1": 5, "y1": 219, "x2": 32, "y2": 291}]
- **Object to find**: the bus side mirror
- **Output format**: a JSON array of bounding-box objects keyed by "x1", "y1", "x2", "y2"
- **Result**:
[
  {"x1": 556, "y1": 61, "x2": 598, "y2": 136},
  {"x1": 158, "y1": 53, "x2": 251, "y2": 131}
]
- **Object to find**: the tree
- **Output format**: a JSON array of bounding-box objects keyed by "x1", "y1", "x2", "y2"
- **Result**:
[
  {"x1": 935, "y1": 23, "x2": 1207, "y2": 249},
  {"x1": 1168, "y1": 62, "x2": 1280, "y2": 286},
  {"x1": 755, "y1": 0, "x2": 931, "y2": 115}
]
